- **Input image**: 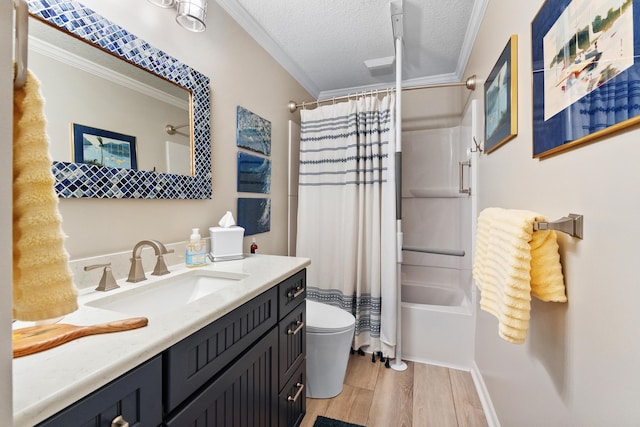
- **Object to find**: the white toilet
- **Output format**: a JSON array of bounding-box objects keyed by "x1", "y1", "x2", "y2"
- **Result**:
[{"x1": 306, "y1": 299, "x2": 356, "y2": 398}]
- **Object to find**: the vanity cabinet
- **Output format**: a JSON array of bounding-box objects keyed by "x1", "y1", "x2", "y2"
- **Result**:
[
  {"x1": 35, "y1": 356, "x2": 162, "y2": 427},
  {"x1": 277, "y1": 269, "x2": 307, "y2": 427},
  {"x1": 35, "y1": 268, "x2": 307, "y2": 427}
]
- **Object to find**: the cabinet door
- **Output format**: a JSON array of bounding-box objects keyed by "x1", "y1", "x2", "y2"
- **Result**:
[
  {"x1": 165, "y1": 287, "x2": 278, "y2": 413},
  {"x1": 166, "y1": 328, "x2": 279, "y2": 427},
  {"x1": 36, "y1": 356, "x2": 162, "y2": 427},
  {"x1": 279, "y1": 302, "x2": 305, "y2": 388},
  {"x1": 278, "y1": 362, "x2": 306, "y2": 427}
]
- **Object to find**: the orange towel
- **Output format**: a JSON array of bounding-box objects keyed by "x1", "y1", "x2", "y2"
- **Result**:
[
  {"x1": 13, "y1": 70, "x2": 78, "y2": 321},
  {"x1": 473, "y1": 208, "x2": 566, "y2": 344}
]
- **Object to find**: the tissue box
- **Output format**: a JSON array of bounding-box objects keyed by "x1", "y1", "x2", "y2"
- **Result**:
[{"x1": 209, "y1": 226, "x2": 244, "y2": 261}]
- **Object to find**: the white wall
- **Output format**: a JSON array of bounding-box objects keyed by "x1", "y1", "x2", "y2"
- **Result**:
[
  {"x1": 1, "y1": 0, "x2": 13, "y2": 421},
  {"x1": 54, "y1": 0, "x2": 311, "y2": 259},
  {"x1": 465, "y1": 0, "x2": 640, "y2": 425}
]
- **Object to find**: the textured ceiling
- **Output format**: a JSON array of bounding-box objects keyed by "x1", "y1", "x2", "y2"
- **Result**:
[{"x1": 216, "y1": 0, "x2": 488, "y2": 98}]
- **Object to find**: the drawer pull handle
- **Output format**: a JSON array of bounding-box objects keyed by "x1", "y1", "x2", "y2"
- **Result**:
[
  {"x1": 287, "y1": 321, "x2": 304, "y2": 335},
  {"x1": 287, "y1": 286, "x2": 305, "y2": 299},
  {"x1": 111, "y1": 415, "x2": 129, "y2": 427},
  {"x1": 287, "y1": 382, "x2": 305, "y2": 402}
]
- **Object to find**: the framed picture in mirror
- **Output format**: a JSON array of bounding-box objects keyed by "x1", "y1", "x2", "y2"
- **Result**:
[{"x1": 72, "y1": 124, "x2": 137, "y2": 170}]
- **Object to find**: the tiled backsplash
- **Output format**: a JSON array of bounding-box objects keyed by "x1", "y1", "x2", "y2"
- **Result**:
[{"x1": 69, "y1": 239, "x2": 209, "y2": 291}]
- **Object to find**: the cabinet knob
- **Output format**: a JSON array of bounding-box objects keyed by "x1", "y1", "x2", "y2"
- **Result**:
[
  {"x1": 111, "y1": 415, "x2": 129, "y2": 427},
  {"x1": 287, "y1": 320, "x2": 305, "y2": 336},
  {"x1": 287, "y1": 383, "x2": 305, "y2": 403},
  {"x1": 286, "y1": 286, "x2": 305, "y2": 299}
]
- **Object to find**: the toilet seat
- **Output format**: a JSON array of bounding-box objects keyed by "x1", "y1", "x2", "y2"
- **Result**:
[{"x1": 306, "y1": 300, "x2": 355, "y2": 334}]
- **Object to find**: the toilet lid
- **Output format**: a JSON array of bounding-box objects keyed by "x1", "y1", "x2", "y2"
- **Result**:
[{"x1": 306, "y1": 300, "x2": 355, "y2": 334}]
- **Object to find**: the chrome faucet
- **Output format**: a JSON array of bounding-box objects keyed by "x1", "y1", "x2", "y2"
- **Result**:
[{"x1": 127, "y1": 240, "x2": 174, "y2": 283}]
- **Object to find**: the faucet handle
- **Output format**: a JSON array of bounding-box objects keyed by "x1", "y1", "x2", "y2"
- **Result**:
[
  {"x1": 84, "y1": 263, "x2": 120, "y2": 292},
  {"x1": 152, "y1": 254, "x2": 171, "y2": 276}
]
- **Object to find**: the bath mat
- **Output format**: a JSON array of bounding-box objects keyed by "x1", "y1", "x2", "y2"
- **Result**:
[{"x1": 313, "y1": 416, "x2": 365, "y2": 427}]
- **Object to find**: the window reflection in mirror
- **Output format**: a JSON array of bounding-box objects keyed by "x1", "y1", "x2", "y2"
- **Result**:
[{"x1": 29, "y1": 17, "x2": 193, "y2": 176}]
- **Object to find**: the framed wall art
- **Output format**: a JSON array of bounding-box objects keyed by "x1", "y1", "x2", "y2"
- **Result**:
[
  {"x1": 237, "y1": 197, "x2": 271, "y2": 235},
  {"x1": 237, "y1": 151, "x2": 272, "y2": 193},
  {"x1": 72, "y1": 124, "x2": 137, "y2": 169},
  {"x1": 484, "y1": 34, "x2": 518, "y2": 153},
  {"x1": 532, "y1": 0, "x2": 639, "y2": 158},
  {"x1": 236, "y1": 105, "x2": 271, "y2": 156}
]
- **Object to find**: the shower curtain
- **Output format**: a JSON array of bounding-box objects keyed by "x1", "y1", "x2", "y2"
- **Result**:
[{"x1": 297, "y1": 94, "x2": 397, "y2": 357}]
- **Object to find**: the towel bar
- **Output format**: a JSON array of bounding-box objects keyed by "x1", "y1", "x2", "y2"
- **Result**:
[
  {"x1": 534, "y1": 213, "x2": 583, "y2": 239},
  {"x1": 402, "y1": 246, "x2": 465, "y2": 257},
  {"x1": 13, "y1": 0, "x2": 28, "y2": 89}
]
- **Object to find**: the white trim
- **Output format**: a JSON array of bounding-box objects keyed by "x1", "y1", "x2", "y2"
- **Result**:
[
  {"x1": 216, "y1": 0, "x2": 320, "y2": 97},
  {"x1": 29, "y1": 37, "x2": 189, "y2": 110},
  {"x1": 455, "y1": 0, "x2": 489, "y2": 80},
  {"x1": 470, "y1": 360, "x2": 501, "y2": 427}
]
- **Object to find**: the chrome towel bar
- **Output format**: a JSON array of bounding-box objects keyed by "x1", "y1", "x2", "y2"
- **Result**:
[
  {"x1": 13, "y1": 0, "x2": 28, "y2": 89},
  {"x1": 534, "y1": 213, "x2": 583, "y2": 239}
]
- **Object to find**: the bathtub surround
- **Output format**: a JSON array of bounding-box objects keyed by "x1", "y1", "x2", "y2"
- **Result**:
[
  {"x1": 399, "y1": 101, "x2": 478, "y2": 368},
  {"x1": 473, "y1": 207, "x2": 566, "y2": 344},
  {"x1": 12, "y1": 69, "x2": 77, "y2": 321},
  {"x1": 297, "y1": 94, "x2": 397, "y2": 357}
]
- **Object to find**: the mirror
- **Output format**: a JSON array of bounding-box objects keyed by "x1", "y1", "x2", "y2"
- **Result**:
[
  {"x1": 30, "y1": 18, "x2": 192, "y2": 175},
  {"x1": 29, "y1": 0, "x2": 211, "y2": 199}
]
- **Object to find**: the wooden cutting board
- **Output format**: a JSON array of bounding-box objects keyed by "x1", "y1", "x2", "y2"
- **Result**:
[{"x1": 13, "y1": 317, "x2": 148, "y2": 358}]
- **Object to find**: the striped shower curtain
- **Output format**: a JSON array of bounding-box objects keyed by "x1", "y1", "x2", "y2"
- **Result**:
[{"x1": 297, "y1": 94, "x2": 397, "y2": 357}]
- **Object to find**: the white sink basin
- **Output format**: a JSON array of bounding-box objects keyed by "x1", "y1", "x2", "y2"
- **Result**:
[{"x1": 85, "y1": 269, "x2": 247, "y2": 315}]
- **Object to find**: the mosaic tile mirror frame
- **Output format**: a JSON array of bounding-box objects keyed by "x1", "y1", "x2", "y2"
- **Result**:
[{"x1": 28, "y1": 0, "x2": 212, "y2": 199}]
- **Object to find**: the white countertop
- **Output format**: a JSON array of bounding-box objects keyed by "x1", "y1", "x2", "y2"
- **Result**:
[{"x1": 13, "y1": 254, "x2": 310, "y2": 427}]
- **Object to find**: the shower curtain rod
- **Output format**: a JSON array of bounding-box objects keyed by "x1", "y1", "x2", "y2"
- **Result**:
[{"x1": 287, "y1": 74, "x2": 477, "y2": 113}]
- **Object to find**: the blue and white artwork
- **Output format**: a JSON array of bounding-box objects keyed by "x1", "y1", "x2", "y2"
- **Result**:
[
  {"x1": 237, "y1": 152, "x2": 271, "y2": 194},
  {"x1": 236, "y1": 106, "x2": 271, "y2": 156},
  {"x1": 237, "y1": 198, "x2": 271, "y2": 236}
]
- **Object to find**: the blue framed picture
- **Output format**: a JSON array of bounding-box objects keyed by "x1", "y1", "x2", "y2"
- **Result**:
[
  {"x1": 236, "y1": 106, "x2": 271, "y2": 155},
  {"x1": 237, "y1": 198, "x2": 271, "y2": 235},
  {"x1": 484, "y1": 35, "x2": 518, "y2": 153},
  {"x1": 532, "y1": 0, "x2": 640, "y2": 158},
  {"x1": 237, "y1": 151, "x2": 271, "y2": 193},
  {"x1": 72, "y1": 124, "x2": 137, "y2": 169}
]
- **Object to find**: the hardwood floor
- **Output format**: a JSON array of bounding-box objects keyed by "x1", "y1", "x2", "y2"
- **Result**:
[{"x1": 301, "y1": 353, "x2": 488, "y2": 427}]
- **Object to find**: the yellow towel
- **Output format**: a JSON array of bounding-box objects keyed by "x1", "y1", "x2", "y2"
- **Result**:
[
  {"x1": 13, "y1": 70, "x2": 78, "y2": 321},
  {"x1": 473, "y1": 208, "x2": 566, "y2": 344}
]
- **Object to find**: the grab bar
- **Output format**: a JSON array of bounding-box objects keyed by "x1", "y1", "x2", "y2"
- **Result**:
[
  {"x1": 534, "y1": 213, "x2": 583, "y2": 239},
  {"x1": 13, "y1": 0, "x2": 28, "y2": 89},
  {"x1": 458, "y1": 160, "x2": 471, "y2": 195},
  {"x1": 402, "y1": 246, "x2": 465, "y2": 257}
]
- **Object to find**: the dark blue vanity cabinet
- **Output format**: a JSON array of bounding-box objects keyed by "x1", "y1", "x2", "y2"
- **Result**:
[
  {"x1": 34, "y1": 355, "x2": 163, "y2": 427},
  {"x1": 36, "y1": 269, "x2": 307, "y2": 427}
]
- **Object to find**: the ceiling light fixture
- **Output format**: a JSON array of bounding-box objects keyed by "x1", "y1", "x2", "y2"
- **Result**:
[{"x1": 147, "y1": 0, "x2": 207, "y2": 33}]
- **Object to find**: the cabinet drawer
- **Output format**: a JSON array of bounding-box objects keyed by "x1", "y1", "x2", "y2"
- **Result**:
[
  {"x1": 279, "y1": 301, "x2": 305, "y2": 388},
  {"x1": 278, "y1": 269, "x2": 306, "y2": 320},
  {"x1": 36, "y1": 356, "x2": 162, "y2": 427},
  {"x1": 165, "y1": 328, "x2": 279, "y2": 427},
  {"x1": 278, "y1": 362, "x2": 306, "y2": 427},
  {"x1": 164, "y1": 287, "x2": 278, "y2": 413}
]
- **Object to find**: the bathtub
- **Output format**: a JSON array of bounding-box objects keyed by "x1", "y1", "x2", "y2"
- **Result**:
[{"x1": 401, "y1": 280, "x2": 475, "y2": 369}]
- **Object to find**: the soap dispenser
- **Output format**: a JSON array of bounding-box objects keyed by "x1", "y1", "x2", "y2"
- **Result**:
[{"x1": 185, "y1": 228, "x2": 207, "y2": 267}]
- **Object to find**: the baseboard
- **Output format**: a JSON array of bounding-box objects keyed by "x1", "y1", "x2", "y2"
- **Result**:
[{"x1": 470, "y1": 361, "x2": 500, "y2": 427}]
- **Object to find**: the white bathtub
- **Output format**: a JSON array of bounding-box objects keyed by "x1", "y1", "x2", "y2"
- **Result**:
[{"x1": 401, "y1": 280, "x2": 475, "y2": 369}]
